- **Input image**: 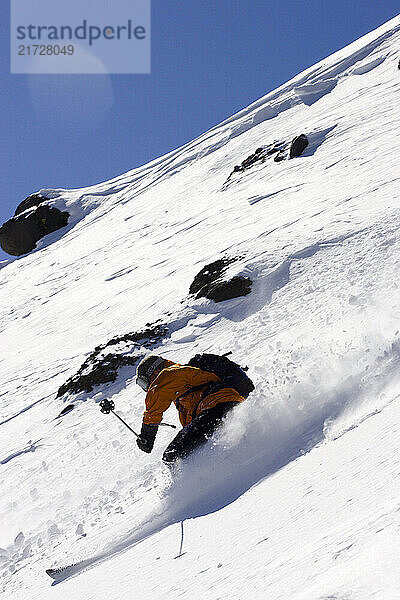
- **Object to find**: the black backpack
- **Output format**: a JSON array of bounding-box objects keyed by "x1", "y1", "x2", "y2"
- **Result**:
[{"x1": 187, "y1": 353, "x2": 255, "y2": 399}]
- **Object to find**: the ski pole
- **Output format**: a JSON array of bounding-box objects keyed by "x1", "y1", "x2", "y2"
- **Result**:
[
  {"x1": 99, "y1": 399, "x2": 176, "y2": 437},
  {"x1": 99, "y1": 399, "x2": 139, "y2": 436}
]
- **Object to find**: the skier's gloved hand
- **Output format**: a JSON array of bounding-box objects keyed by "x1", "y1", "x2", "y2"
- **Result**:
[{"x1": 136, "y1": 423, "x2": 159, "y2": 453}]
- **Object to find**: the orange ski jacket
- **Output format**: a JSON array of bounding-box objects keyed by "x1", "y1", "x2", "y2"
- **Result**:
[{"x1": 142, "y1": 360, "x2": 244, "y2": 427}]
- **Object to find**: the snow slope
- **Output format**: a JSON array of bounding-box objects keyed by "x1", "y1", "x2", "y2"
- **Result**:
[{"x1": 1, "y1": 15, "x2": 400, "y2": 599}]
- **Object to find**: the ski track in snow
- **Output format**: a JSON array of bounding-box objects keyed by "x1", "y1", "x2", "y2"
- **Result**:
[{"x1": 1, "y1": 15, "x2": 400, "y2": 600}]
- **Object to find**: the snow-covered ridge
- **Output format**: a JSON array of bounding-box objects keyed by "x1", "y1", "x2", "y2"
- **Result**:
[
  {"x1": 3, "y1": 14, "x2": 397, "y2": 252},
  {"x1": 1, "y1": 16, "x2": 400, "y2": 599}
]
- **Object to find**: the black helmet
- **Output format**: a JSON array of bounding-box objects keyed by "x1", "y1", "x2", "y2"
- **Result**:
[{"x1": 136, "y1": 355, "x2": 165, "y2": 391}]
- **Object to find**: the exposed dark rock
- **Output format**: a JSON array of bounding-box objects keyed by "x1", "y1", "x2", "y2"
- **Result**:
[
  {"x1": 57, "y1": 323, "x2": 168, "y2": 398},
  {"x1": 225, "y1": 133, "x2": 310, "y2": 186},
  {"x1": 228, "y1": 142, "x2": 286, "y2": 178},
  {"x1": 204, "y1": 276, "x2": 252, "y2": 303},
  {"x1": 190, "y1": 257, "x2": 252, "y2": 303},
  {"x1": 189, "y1": 257, "x2": 238, "y2": 296},
  {"x1": 0, "y1": 204, "x2": 69, "y2": 256},
  {"x1": 266, "y1": 145, "x2": 283, "y2": 156},
  {"x1": 289, "y1": 134, "x2": 309, "y2": 158},
  {"x1": 57, "y1": 354, "x2": 141, "y2": 397},
  {"x1": 57, "y1": 404, "x2": 75, "y2": 417},
  {"x1": 14, "y1": 193, "x2": 46, "y2": 216}
]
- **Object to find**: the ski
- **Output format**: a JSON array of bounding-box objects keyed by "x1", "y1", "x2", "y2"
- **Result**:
[
  {"x1": 46, "y1": 559, "x2": 90, "y2": 581},
  {"x1": 46, "y1": 567, "x2": 72, "y2": 581}
]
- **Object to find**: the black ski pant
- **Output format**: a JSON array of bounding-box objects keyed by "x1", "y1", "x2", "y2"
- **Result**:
[{"x1": 162, "y1": 401, "x2": 238, "y2": 463}]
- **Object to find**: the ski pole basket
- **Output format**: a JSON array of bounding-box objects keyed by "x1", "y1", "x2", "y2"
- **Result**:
[{"x1": 99, "y1": 398, "x2": 115, "y2": 414}]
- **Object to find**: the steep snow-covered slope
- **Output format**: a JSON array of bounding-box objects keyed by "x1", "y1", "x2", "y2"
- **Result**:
[{"x1": 1, "y1": 15, "x2": 400, "y2": 599}]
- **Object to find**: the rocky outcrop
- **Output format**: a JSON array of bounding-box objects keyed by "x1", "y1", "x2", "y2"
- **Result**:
[
  {"x1": 229, "y1": 142, "x2": 286, "y2": 177},
  {"x1": 57, "y1": 323, "x2": 168, "y2": 398},
  {"x1": 201, "y1": 276, "x2": 252, "y2": 302},
  {"x1": 189, "y1": 258, "x2": 238, "y2": 296},
  {"x1": 289, "y1": 134, "x2": 309, "y2": 158},
  {"x1": 189, "y1": 258, "x2": 252, "y2": 303},
  {"x1": 0, "y1": 195, "x2": 69, "y2": 256},
  {"x1": 225, "y1": 134, "x2": 309, "y2": 185},
  {"x1": 14, "y1": 193, "x2": 46, "y2": 216}
]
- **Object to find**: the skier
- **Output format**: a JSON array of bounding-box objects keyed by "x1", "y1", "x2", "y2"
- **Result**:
[{"x1": 135, "y1": 355, "x2": 250, "y2": 463}]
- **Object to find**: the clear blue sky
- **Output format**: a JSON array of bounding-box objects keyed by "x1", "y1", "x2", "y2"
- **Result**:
[{"x1": 0, "y1": 1, "x2": 398, "y2": 259}]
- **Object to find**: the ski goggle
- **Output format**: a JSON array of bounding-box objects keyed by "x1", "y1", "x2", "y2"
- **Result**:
[{"x1": 136, "y1": 375, "x2": 150, "y2": 392}]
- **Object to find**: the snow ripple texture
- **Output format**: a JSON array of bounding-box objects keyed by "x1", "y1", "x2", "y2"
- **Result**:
[{"x1": 0, "y1": 15, "x2": 400, "y2": 600}]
